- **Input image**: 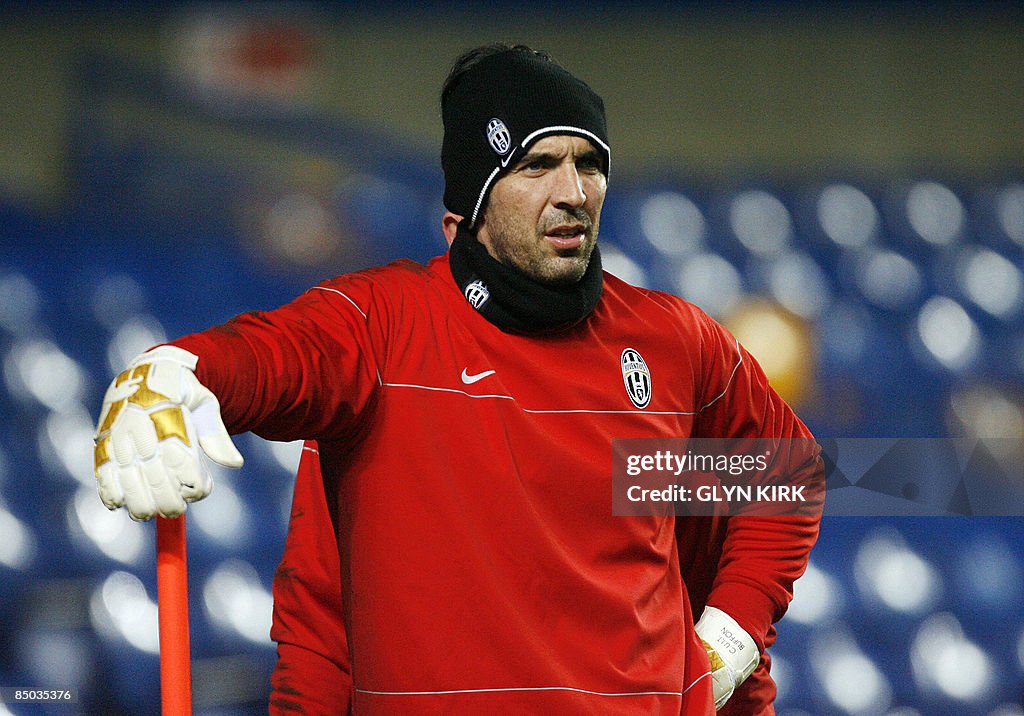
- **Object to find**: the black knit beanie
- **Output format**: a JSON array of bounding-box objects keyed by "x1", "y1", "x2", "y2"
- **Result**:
[{"x1": 441, "y1": 48, "x2": 610, "y2": 227}]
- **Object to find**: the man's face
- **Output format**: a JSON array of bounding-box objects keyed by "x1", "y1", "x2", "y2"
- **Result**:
[{"x1": 476, "y1": 135, "x2": 607, "y2": 285}]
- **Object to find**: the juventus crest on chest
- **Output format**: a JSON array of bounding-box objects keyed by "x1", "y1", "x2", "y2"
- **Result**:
[{"x1": 620, "y1": 348, "x2": 652, "y2": 409}]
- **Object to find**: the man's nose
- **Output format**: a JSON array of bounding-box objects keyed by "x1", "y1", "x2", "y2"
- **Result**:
[{"x1": 551, "y1": 165, "x2": 587, "y2": 209}]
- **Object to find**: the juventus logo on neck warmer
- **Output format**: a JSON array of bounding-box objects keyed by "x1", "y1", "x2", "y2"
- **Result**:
[{"x1": 441, "y1": 49, "x2": 611, "y2": 227}]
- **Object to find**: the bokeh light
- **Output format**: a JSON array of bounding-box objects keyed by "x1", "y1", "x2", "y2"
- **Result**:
[
  {"x1": 89, "y1": 571, "x2": 160, "y2": 654},
  {"x1": 674, "y1": 252, "x2": 743, "y2": 318},
  {"x1": 68, "y1": 487, "x2": 148, "y2": 565},
  {"x1": 855, "y1": 249, "x2": 923, "y2": 311},
  {"x1": 3, "y1": 339, "x2": 88, "y2": 413},
  {"x1": 811, "y1": 628, "x2": 893, "y2": 714},
  {"x1": 916, "y1": 296, "x2": 981, "y2": 372},
  {"x1": 203, "y1": 559, "x2": 274, "y2": 645},
  {"x1": 725, "y1": 299, "x2": 816, "y2": 406},
  {"x1": 911, "y1": 613, "x2": 992, "y2": 702},
  {"x1": 854, "y1": 530, "x2": 941, "y2": 614},
  {"x1": 730, "y1": 189, "x2": 793, "y2": 256},
  {"x1": 817, "y1": 183, "x2": 879, "y2": 248},
  {"x1": 906, "y1": 181, "x2": 964, "y2": 247},
  {"x1": 640, "y1": 191, "x2": 706, "y2": 257},
  {"x1": 787, "y1": 561, "x2": 843, "y2": 626}
]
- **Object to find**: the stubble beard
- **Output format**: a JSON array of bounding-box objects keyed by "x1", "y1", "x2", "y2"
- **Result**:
[{"x1": 484, "y1": 214, "x2": 599, "y2": 286}]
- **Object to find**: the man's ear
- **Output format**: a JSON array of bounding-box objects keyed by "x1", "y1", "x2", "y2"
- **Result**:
[{"x1": 442, "y1": 211, "x2": 464, "y2": 247}]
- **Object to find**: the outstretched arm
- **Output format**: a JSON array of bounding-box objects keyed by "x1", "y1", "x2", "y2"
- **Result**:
[{"x1": 94, "y1": 274, "x2": 384, "y2": 520}]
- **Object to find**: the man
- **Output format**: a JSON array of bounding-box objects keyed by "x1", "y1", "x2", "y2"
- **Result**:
[{"x1": 94, "y1": 44, "x2": 821, "y2": 714}]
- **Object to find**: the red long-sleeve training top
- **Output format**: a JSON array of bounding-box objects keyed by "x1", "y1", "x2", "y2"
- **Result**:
[{"x1": 174, "y1": 255, "x2": 820, "y2": 715}]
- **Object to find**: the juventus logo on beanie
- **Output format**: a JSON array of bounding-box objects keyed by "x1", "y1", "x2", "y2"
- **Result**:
[{"x1": 441, "y1": 48, "x2": 611, "y2": 227}]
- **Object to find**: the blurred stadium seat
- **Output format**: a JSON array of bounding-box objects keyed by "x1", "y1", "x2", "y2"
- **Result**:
[{"x1": 0, "y1": 46, "x2": 1021, "y2": 715}]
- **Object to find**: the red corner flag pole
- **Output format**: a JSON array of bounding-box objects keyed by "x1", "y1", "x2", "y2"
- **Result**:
[{"x1": 156, "y1": 515, "x2": 193, "y2": 715}]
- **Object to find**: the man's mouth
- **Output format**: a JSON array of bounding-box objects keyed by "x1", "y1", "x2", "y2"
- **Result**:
[{"x1": 544, "y1": 224, "x2": 587, "y2": 250}]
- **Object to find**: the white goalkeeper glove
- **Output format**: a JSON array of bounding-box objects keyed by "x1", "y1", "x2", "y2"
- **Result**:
[
  {"x1": 93, "y1": 345, "x2": 243, "y2": 521},
  {"x1": 694, "y1": 606, "x2": 760, "y2": 711}
]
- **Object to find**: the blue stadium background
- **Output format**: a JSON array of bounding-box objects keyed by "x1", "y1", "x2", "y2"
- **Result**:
[{"x1": 1, "y1": 3, "x2": 1023, "y2": 714}]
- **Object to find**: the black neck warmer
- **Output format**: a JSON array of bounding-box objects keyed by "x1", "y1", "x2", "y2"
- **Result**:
[{"x1": 448, "y1": 221, "x2": 603, "y2": 333}]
